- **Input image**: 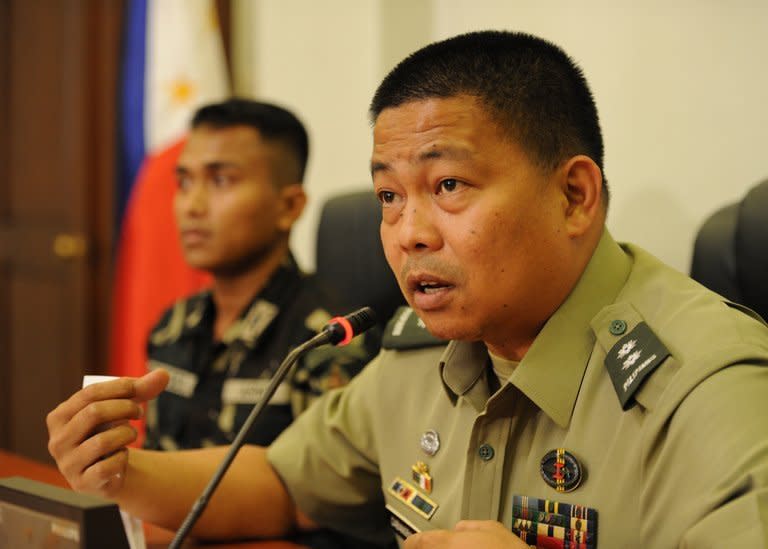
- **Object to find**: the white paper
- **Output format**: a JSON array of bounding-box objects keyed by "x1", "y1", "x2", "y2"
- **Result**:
[{"x1": 82, "y1": 375, "x2": 147, "y2": 549}]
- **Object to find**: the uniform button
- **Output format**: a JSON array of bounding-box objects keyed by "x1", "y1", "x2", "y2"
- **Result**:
[
  {"x1": 478, "y1": 443, "x2": 495, "y2": 461},
  {"x1": 609, "y1": 319, "x2": 627, "y2": 335}
]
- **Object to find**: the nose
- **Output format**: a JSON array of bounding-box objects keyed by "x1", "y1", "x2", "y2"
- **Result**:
[
  {"x1": 177, "y1": 180, "x2": 208, "y2": 217},
  {"x1": 396, "y1": 198, "x2": 442, "y2": 252}
]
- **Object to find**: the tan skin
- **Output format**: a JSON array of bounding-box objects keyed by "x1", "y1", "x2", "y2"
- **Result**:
[
  {"x1": 174, "y1": 124, "x2": 306, "y2": 338},
  {"x1": 46, "y1": 95, "x2": 604, "y2": 545}
]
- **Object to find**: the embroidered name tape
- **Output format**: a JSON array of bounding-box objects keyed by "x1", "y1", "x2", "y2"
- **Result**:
[
  {"x1": 221, "y1": 378, "x2": 291, "y2": 405},
  {"x1": 386, "y1": 503, "x2": 420, "y2": 540},
  {"x1": 149, "y1": 362, "x2": 197, "y2": 398}
]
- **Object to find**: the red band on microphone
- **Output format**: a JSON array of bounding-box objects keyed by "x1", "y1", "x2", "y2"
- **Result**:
[{"x1": 330, "y1": 316, "x2": 354, "y2": 346}]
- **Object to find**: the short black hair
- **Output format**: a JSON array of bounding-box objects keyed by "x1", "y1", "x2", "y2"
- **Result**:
[
  {"x1": 192, "y1": 97, "x2": 309, "y2": 183},
  {"x1": 370, "y1": 31, "x2": 608, "y2": 203}
]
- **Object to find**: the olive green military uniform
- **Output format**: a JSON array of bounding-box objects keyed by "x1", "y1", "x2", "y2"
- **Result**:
[{"x1": 268, "y1": 230, "x2": 768, "y2": 548}]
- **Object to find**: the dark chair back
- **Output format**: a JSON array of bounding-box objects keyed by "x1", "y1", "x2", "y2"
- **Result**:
[
  {"x1": 691, "y1": 178, "x2": 768, "y2": 320},
  {"x1": 315, "y1": 190, "x2": 406, "y2": 327}
]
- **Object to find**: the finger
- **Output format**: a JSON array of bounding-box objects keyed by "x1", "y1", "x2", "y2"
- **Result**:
[
  {"x1": 133, "y1": 368, "x2": 169, "y2": 403},
  {"x1": 453, "y1": 519, "x2": 501, "y2": 532},
  {"x1": 58, "y1": 423, "x2": 137, "y2": 485},
  {"x1": 48, "y1": 399, "x2": 142, "y2": 464},
  {"x1": 47, "y1": 370, "x2": 168, "y2": 434},
  {"x1": 76, "y1": 448, "x2": 129, "y2": 495},
  {"x1": 46, "y1": 377, "x2": 136, "y2": 433},
  {"x1": 63, "y1": 399, "x2": 142, "y2": 446},
  {"x1": 403, "y1": 530, "x2": 452, "y2": 549}
]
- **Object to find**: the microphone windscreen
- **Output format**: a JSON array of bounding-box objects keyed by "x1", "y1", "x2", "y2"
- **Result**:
[
  {"x1": 345, "y1": 306, "x2": 378, "y2": 335},
  {"x1": 325, "y1": 307, "x2": 377, "y2": 346}
]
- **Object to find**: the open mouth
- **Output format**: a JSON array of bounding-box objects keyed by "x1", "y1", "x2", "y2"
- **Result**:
[{"x1": 416, "y1": 281, "x2": 450, "y2": 294}]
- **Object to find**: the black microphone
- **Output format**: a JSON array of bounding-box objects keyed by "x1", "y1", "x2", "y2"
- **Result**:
[{"x1": 168, "y1": 307, "x2": 377, "y2": 549}]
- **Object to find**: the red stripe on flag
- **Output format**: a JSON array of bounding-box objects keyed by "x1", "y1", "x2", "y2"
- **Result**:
[{"x1": 110, "y1": 138, "x2": 211, "y2": 379}]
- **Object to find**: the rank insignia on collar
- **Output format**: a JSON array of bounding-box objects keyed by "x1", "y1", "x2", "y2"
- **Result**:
[
  {"x1": 540, "y1": 448, "x2": 583, "y2": 493},
  {"x1": 388, "y1": 477, "x2": 438, "y2": 520},
  {"x1": 604, "y1": 321, "x2": 670, "y2": 410},
  {"x1": 511, "y1": 495, "x2": 597, "y2": 549},
  {"x1": 411, "y1": 461, "x2": 433, "y2": 493}
]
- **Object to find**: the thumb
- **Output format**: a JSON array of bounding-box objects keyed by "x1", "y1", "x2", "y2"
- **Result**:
[{"x1": 133, "y1": 368, "x2": 170, "y2": 402}]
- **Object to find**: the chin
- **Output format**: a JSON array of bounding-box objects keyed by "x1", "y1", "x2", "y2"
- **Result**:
[
  {"x1": 182, "y1": 256, "x2": 217, "y2": 273},
  {"x1": 419, "y1": 313, "x2": 481, "y2": 343}
]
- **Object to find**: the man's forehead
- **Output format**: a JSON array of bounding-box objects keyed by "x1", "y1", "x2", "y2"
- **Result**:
[
  {"x1": 374, "y1": 96, "x2": 483, "y2": 130},
  {"x1": 179, "y1": 126, "x2": 273, "y2": 164},
  {"x1": 186, "y1": 124, "x2": 265, "y2": 147},
  {"x1": 370, "y1": 97, "x2": 500, "y2": 168}
]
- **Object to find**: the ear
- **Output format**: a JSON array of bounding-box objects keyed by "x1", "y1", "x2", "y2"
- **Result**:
[
  {"x1": 276, "y1": 184, "x2": 307, "y2": 232},
  {"x1": 560, "y1": 155, "x2": 603, "y2": 238}
]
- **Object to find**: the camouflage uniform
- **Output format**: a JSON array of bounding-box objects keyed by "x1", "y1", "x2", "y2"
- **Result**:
[{"x1": 144, "y1": 254, "x2": 378, "y2": 451}]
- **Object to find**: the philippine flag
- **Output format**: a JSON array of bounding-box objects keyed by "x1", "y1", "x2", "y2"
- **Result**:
[{"x1": 111, "y1": 0, "x2": 229, "y2": 378}]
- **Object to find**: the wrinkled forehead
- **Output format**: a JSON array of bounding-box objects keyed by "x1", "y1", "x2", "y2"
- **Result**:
[{"x1": 370, "y1": 95, "x2": 513, "y2": 167}]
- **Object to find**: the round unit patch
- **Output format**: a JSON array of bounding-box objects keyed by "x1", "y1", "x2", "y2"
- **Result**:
[{"x1": 540, "y1": 448, "x2": 583, "y2": 492}]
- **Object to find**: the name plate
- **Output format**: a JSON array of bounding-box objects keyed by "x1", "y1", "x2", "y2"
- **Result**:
[{"x1": 0, "y1": 476, "x2": 129, "y2": 548}]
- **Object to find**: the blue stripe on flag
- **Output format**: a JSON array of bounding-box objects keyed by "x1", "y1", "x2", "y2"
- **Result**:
[{"x1": 117, "y1": 0, "x2": 147, "y2": 227}]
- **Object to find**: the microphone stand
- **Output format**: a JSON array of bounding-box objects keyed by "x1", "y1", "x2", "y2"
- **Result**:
[
  {"x1": 168, "y1": 333, "x2": 325, "y2": 548},
  {"x1": 168, "y1": 307, "x2": 375, "y2": 549}
]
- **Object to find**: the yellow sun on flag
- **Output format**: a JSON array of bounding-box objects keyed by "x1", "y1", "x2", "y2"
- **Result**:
[{"x1": 170, "y1": 77, "x2": 197, "y2": 106}]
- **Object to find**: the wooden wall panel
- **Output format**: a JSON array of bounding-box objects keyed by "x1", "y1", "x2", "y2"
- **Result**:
[{"x1": 0, "y1": 0, "x2": 122, "y2": 462}]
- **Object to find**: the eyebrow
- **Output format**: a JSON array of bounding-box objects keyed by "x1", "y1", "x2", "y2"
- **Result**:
[
  {"x1": 370, "y1": 145, "x2": 472, "y2": 177},
  {"x1": 175, "y1": 161, "x2": 240, "y2": 175}
]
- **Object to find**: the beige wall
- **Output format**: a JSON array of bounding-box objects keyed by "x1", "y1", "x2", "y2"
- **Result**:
[{"x1": 234, "y1": 0, "x2": 768, "y2": 274}]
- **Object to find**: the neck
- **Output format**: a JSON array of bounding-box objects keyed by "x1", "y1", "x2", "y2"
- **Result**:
[
  {"x1": 210, "y1": 244, "x2": 290, "y2": 339},
  {"x1": 485, "y1": 227, "x2": 605, "y2": 361},
  {"x1": 484, "y1": 329, "x2": 538, "y2": 362}
]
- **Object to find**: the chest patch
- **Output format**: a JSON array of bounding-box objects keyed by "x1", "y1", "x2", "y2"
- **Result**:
[
  {"x1": 604, "y1": 321, "x2": 670, "y2": 410},
  {"x1": 221, "y1": 378, "x2": 291, "y2": 405},
  {"x1": 149, "y1": 362, "x2": 198, "y2": 398}
]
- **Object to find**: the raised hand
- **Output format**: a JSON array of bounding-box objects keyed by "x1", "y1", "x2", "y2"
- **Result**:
[{"x1": 46, "y1": 369, "x2": 169, "y2": 496}]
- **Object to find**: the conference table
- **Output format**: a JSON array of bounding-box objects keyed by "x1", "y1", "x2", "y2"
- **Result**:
[{"x1": 0, "y1": 449, "x2": 304, "y2": 548}]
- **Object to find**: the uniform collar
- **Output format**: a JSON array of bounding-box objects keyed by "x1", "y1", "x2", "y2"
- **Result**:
[
  {"x1": 511, "y1": 229, "x2": 631, "y2": 427},
  {"x1": 440, "y1": 229, "x2": 632, "y2": 425},
  {"x1": 181, "y1": 253, "x2": 304, "y2": 347}
]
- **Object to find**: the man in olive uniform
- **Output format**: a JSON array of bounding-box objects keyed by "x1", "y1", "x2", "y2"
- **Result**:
[{"x1": 47, "y1": 32, "x2": 768, "y2": 548}]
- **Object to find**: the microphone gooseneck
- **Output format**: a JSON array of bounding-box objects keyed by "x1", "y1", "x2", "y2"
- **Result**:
[{"x1": 168, "y1": 307, "x2": 377, "y2": 549}]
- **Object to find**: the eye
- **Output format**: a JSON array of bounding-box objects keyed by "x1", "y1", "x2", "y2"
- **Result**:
[
  {"x1": 437, "y1": 178, "x2": 461, "y2": 194},
  {"x1": 176, "y1": 174, "x2": 192, "y2": 191},
  {"x1": 211, "y1": 173, "x2": 234, "y2": 187},
  {"x1": 377, "y1": 189, "x2": 398, "y2": 205}
]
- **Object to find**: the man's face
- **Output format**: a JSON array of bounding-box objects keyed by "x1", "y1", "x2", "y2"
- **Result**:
[
  {"x1": 372, "y1": 95, "x2": 572, "y2": 355},
  {"x1": 174, "y1": 125, "x2": 292, "y2": 275}
]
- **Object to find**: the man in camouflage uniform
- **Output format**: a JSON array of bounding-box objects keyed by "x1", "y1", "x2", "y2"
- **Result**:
[
  {"x1": 144, "y1": 254, "x2": 373, "y2": 450},
  {"x1": 143, "y1": 98, "x2": 380, "y2": 548}
]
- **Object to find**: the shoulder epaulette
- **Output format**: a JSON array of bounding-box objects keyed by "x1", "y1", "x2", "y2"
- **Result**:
[
  {"x1": 724, "y1": 300, "x2": 768, "y2": 327},
  {"x1": 382, "y1": 307, "x2": 447, "y2": 350},
  {"x1": 149, "y1": 291, "x2": 210, "y2": 345},
  {"x1": 604, "y1": 321, "x2": 671, "y2": 410}
]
